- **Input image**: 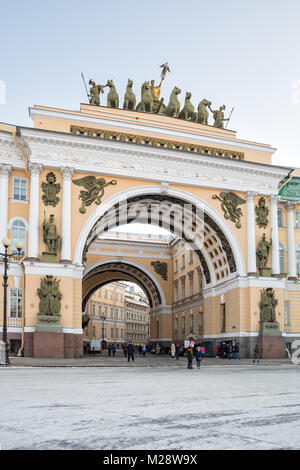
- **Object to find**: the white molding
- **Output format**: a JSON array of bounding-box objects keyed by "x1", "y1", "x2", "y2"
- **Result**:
[
  {"x1": 203, "y1": 275, "x2": 286, "y2": 299},
  {"x1": 83, "y1": 258, "x2": 167, "y2": 307},
  {"x1": 75, "y1": 186, "x2": 246, "y2": 285},
  {"x1": 282, "y1": 332, "x2": 300, "y2": 337},
  {"x1": 23, "y1": 261, "x2": 84, "y2": 278},
  {"x1": 203, "y1": 332, "x2": 259, "y2": 339},
  {"x1": 7, "y1": 216, "x2": 29, "y2": 231}
]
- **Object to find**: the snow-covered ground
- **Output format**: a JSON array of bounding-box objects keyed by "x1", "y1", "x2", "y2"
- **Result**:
[{"x1": 0, "y1": 363, "x2": 299, "y2": 450}]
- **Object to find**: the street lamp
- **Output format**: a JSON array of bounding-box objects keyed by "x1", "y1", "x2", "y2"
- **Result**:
[
  {"x1": 100, "y1": 313, "x2": 105, "y2": 353},
  {"x1": 1, "y1": 238, "x2": 24, "y2": 366}
]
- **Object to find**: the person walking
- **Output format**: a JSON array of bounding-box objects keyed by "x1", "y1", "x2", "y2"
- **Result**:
[
  {"x1": 138, "y1": 344, "x2": 142, "y2": 355},
  {"x1": 195, "y1": 346, "x2": 203, "y2": 369},
  {"x1": 108, "y1": 344, "x2": 112, "y2": 357},
  {"x1": 127, "y1": 341, "x2": 135, "y2": 362},
  {"x1": 112, "y1": 344, "x2": 116, "y2": 357},
  {"x1": 235, "y1": 342, "x2": 240, "y2": 360},
  {"x1": 122, "y1": 343, "x2": 127, "y2": 358},
  {"x1": 253, "y1": 345, "x2": 260, "y2": 363},
  {"x1": 171, "y1": 343, "x2": 175, "y2": 359},
  {"x1": 156, "y1": 344, "x2": 161, "y2": 356},
  {"x1": 186, "y1": 345, "x2": 194, "y2": 369},
  {"x1": 175, "y1": 344, "x2": 180, "y2": 360},
  {"x1": 142, "y1": 344, "x2": 146, "y2": 356}
]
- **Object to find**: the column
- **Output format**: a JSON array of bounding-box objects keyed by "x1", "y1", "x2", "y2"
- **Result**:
[
  {"x1": 60, "y1": 167, "x2": 74, "y2": 263},
  {"x1": 246, "y1": 191, "x2": 257, "y2": 275},
  {"x1": 270, "y1": 195, "x2": 280, "y2": 277},
  {"x1": 0, "y1": 164, "x2": 11, "y2": 252},
  {"x1": 28, "y1": 163, "x2": 42, "y2": 260},
  {"x1": 287, "y1": 202, "x2": 297, "y2": 280}
]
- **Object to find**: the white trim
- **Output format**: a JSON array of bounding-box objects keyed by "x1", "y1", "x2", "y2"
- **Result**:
[
  {"x1": 23, "y1": 261, "x2": 84, "y2": 278},
  {"x1": 282, "y1": 332, "x2": 300, "y2": 337},
  {"x1": 62, "y1": 328, "x2": 83, "y2": 334},
  {"x1": 203, "y1": 332, "x2": 259, "y2": 339},
  {"x1": 83, "y1": 258, "x2": 167, "y2": 307},
  {"x1": 203, "y1": 275, "x2": 286, "y2": 299},
  {"x1": 8, "y1": 216, "x2": 29, "y2": 231},
  {"x1": 74, "y1": 186, "x2": 246, "y2": 285}
]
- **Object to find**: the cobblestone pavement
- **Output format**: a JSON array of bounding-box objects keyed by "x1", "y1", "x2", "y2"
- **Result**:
[{"x1": 1, "y1": 358, "x2": 299, "y2": 450}]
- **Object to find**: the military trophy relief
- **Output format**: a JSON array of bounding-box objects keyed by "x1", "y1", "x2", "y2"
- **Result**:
[
  {"x1": 255, "y1": 197, "x2": 269, "y2": 229},
  {"x1": 41, "y1": 172, "x2": 61, "y2": 207},
  {"x1": 151, "y1": 261, "x2": 168, "y2": 281},
  {"x1": 72, "y1": 176, "x2": 117, "y2": 214},
  {"x1": 212, "y1": 192, "x2": 246, "y2": 229},
  {"x1": 42, "y1": 212, "x2": 61, "y2": 262},
  {"x1": 81, "y1": 62, "x2": 234, "y2": 129},
  {"x1": 256, "y1": 233, "x2": 272, "y2": 277},
  {"x1": 37, "y1": 275, "x2": 62, "y2": 326}
]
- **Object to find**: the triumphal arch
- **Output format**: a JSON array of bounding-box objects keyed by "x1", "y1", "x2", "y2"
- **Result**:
[{"x1": 1, "y1": 70, "x2": 300, "y2": 359}]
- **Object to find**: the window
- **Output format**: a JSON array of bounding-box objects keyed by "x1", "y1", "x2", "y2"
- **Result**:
[
  {"x1": 104, "y1": 290, "x2": 108, "y2": 299},
  {"x1": 110, "y1": 307, "x2": 114, "y2": 319},
  {"x1": 284, "y1": 301, "x2": 290, "y2": 325},
  {"x1": 175, "y1": 316, "x2": 178, "y2": 333},
  {"x1": 92, "y1": 326, "x2": 96, "y2": 338},
  {"x1": 13, "y1": 178, "x2": 27, "y2": 201},
  {"x1": 116, "y1": 328, "x2": 119, "y2": 339},
  {"x1": 296, "y1": 211, "x2": 300, "y2": 229},
  {"x1": 297, "y1": 250, "x2": 300, "y2": 275},
  {"x1": 104, "y1": 305, "x2": 108, "y2": 318},
  {"x1": 189, "y1": 275, "x2": 194, "y2": 297},
  {"x1": 120, "y1": 309, "x2": 123, "y2": 320},
  {"x1": 115, "y1": 293, "x2": 118, "y2": 301},
  {"x1": 110, "y1": 291, "x2": 113, "y2": 300},
  {"x1": 278, "y1": 209, "x2": 283, "y2": 227},
  {"x1": 111, "y1": 328, "x2": 114, "y2": 338},
  {"x1": 181, "y1": 277, "x2": 185, "y2": 300},
  {"x1": 221, "y1": 304, "x2": 226, "y2": 333},
  {"x1": 11, "y1": 220, "x2": 26, "y2": 255},
  {"x1": 98, "y1": 288, "x2": 101, "y2": 297},
  {"x1": 279, "y1": 246, "x2": 285, "y2": 274},
  {"x1": 182, "y1": 315, "x2": 185, "y2": 334},
  {"x1": 92, "y1": 302, "x2": 96, "y2": 317},
  {"x1": 199, "y1": 310, "x2": 203, "y2": 332},
  {"x1": 174, "y1": 259, "x2": 178, "y2": 273},
  {"x1": 190, "y1": 313, "x2": 194, "y2": 333},
  {"x1": 181, "y1": 254, "x2": 185, "y2": 269},
  {"x1": 189, "y1": 250, "x2": 193, "y2": 264},
  {"x1": 98, "y1": 303, "x2": 102, "y2": 316},
  {"x1": 10, "y1": 288, "x2": 22, "y2": 318},
  {"x1": 120, "y1": 295, "x2": 123, "y2": 302},
  {"x1": 115, "y1": 308, "x2": 119, "y2": 320},
  {"x1": 121, "y1": 329, "x2": 123, "y2": 339}
]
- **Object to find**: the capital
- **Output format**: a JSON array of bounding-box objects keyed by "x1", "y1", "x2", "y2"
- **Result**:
[
  {"x1": 28, "y1": 162, "x2": 42, "y2": 176},
  {"x1": 61, "y1": 166, "x2": 74, "y2": 179},
  {"x1": 270, "y1": 195, "x2": 280, "y2": 205},
  {"x1": 286, "y1": 201, "x2": 296, "y2": 211},
  {"x1": 246, "y1": 191, "x2": 257, "y2": 202},
  {"x1": 0, "y1": 163, "x2": 11, "y2": 176}
]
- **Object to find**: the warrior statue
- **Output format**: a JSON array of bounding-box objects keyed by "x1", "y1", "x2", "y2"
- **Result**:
[
  {"x1": 38, "y1": 275, "x2": 62, "y2": 317},
  {"x1": 259, "y1": 288, "x2": 278, "y2": 323},
  {"x1": 256, "y1": 233, "x2": 272, "y2": 270},
  {"x1": 209, "y1": 104, "x2": 229, "y2": 128},
  {"x1": 88, "y1": 79, "x2": 106, "y2": 106},
  {"x1": 43, "y1": 213, "x2": 60, "y2": 254}
]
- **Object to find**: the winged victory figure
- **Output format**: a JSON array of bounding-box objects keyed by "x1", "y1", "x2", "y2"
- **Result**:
[
  {"x1": 212, "y1": 191, "x2": 246, "y2": 228},
  {"x1": 72, "y1": 176, "x2": 117, "y2": 213}
]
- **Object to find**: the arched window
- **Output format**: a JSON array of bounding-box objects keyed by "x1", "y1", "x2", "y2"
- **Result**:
[{"x1": 11, "y1": 220, "x2": 25, "y2": 255}]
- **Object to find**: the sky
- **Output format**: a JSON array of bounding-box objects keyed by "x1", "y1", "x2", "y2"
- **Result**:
[{"x1": 1, "y1": 0, "x2": 300, "y2": 167}]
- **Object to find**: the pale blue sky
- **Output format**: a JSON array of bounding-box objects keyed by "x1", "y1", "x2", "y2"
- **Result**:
[{"x1": 1, "y1": 0, "x2": 300, "y2": 166}]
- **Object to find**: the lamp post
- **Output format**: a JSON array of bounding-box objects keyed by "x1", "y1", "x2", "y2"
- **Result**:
[
  {"x1": 100, "y1": 313, "x2": 105, "y2": 353},
  {"x1": 1, "y1": 238, "x2": 23, "y2": 366}
]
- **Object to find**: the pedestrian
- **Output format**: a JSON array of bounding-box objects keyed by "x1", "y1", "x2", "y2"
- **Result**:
[
  {"x1": 175, "y1": 344, "x2": 180, "y2": 360},
  {"x1": 235, "y1": 342, "x2": 240, "y2": 360},
  {"x1": 186, "y1": 345, "x2": 194, "y2": 369},
  {"x1": 216, "y1": 343, "x2": 220, "y2": 358},
  {"x1": 127, "y1": 341, "x2": 135, "y2": 362},
  {"x1": 108, "y1": 344, "x2": 112, "y2": 357},
  {"x1": 138, "y1": 344, "x2": 142, "y2": 355},
  {"x1": 142, "y1": 344, "x2": 146, "y2": 356},
  {"x1": 122, "y1": 343, "x2": 127, "y2": 358},
  {"x1": 195, "y1": 346, "x2": 203, "y2": 369},
  {"x1": 112, "y1": 344, "x2": 116, "y2": 357},
  {"x1": 171, "y1": 343, "x2": 175, "y2": 359},
  {"x1": 253, "y1": 345, "x2": 260, "y2": 363},
  {"x1": 156, "y1": 344, "x2": 161, "y2": 356}
]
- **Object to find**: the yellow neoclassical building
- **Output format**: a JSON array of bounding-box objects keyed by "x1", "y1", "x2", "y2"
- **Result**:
[{"x1": 1, "y1": 97, "x2": 300, "y2": 359}]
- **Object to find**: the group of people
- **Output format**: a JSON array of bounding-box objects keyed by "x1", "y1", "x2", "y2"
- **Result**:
[
  {"x1": 216, "y1": 341, "x2": 240, "y2": 359},
  {"x1": 186, "y1": 345, "x2": 205, "y2": 369}
]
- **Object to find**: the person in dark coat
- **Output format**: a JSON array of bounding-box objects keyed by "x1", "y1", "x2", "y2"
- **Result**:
[
  {"x1": 112, "y1": 344, "x2": 116, "y2": 357},
  {"x1": 186, "y1": 346, "x2": 194, "y2": 369},
  {"x1": 108, "y1": 344, "x2": 112, "y2": 357},
  {"x1": 122, "y1": 343, "x2": 127, "y2": 358},
  {"x1": 195, "y1": 346, "x2": 203, "y2": 369},
  {"x1": 175, "y1": 344, "x2": 180, "y2": 360},
  {"x1": 253, "y1": 345, "x2": 260, "y2": 363},
  {"x1": 127, "y1": 341, "x2": 135, "y2": 362}
]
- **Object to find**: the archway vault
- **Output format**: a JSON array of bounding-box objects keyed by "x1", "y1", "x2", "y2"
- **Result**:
[
  {"x1": 82, "y1": 259, "x2": 166, "y2": 311},
  {"x1": 75, "y1": 186, "x2": 246, "y2": 287}
]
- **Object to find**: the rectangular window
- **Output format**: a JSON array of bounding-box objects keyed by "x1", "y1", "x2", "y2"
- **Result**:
[
  {"x1": 182, "y1": 316, "x2": 185, "y2": 334},
  {"x1": 98, "y1": 288, "x2": 101, "y2": 297},
  {"x1": 110, "y1": 307, "x2": 114, "y2": 319},
  {"x1": 98, "y1": 303, "x2": 102, "y2": 316},
  {"x1": 278, "y1": 209, "x2": 283, "y2": 227},
  {"x1": 189, "y1": 250, "x2": 193, "y2": 264},
  {"x1": 174, "y1": 259, "x2": 178, "y2": 273},
  {"x1": 13, "y1": 178, "x2": 27, "y2": 201},
  {"x1": 221, "y1": 304, "x2": 226, "y2": 333},
  {"x1": 92, "y1": 302, "x2": 96, "y2": 317},
  {"x1": 181, "y1": 278, "x2": 185, "y2": 300},
  {"x1": 104, "y1": 290, "x2": 108, "y2": 299},
  {"x1": 199, "y1": 310, "x2": 203, "y2": 332},
  {"x1": 10, "y1": 288, "x2": 22, "y2": 318},
  {"x1": 104, "y1": 305, "x2": 108, "y2": 318},
  {"x1": 296, "y1": 211, "x2": 300, "y2": 229},
  {"x1": 284, "y1": 301, "x2": 290, "y2": 325},
  {"x1": 181, "y1": 254, "x2": 185, "y2": 269},
  {"x1": 110, "y1": 291, "x2": 113, "y2": 300},
  {"x1": 116, "y1": 328, "x2": 119, "y2": 339},
  {"x1": 111, "y1": 328, "x2": 114, "y2": 338},
  {"x1": 189, "y1": 276, "x2": 194, "y2": 297},
  {"x1": 115, "y1": 308, "x2": 119, "y2": 320},
  {"x1": 121, "y1": 329, "x2": 123, "y2": 339},
  {"x1": 120, "y1": 309, "x2": 123, "y2": 320},
  {"x1": 190, "y1": 313, "x2": 194, "y2": 333}
]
